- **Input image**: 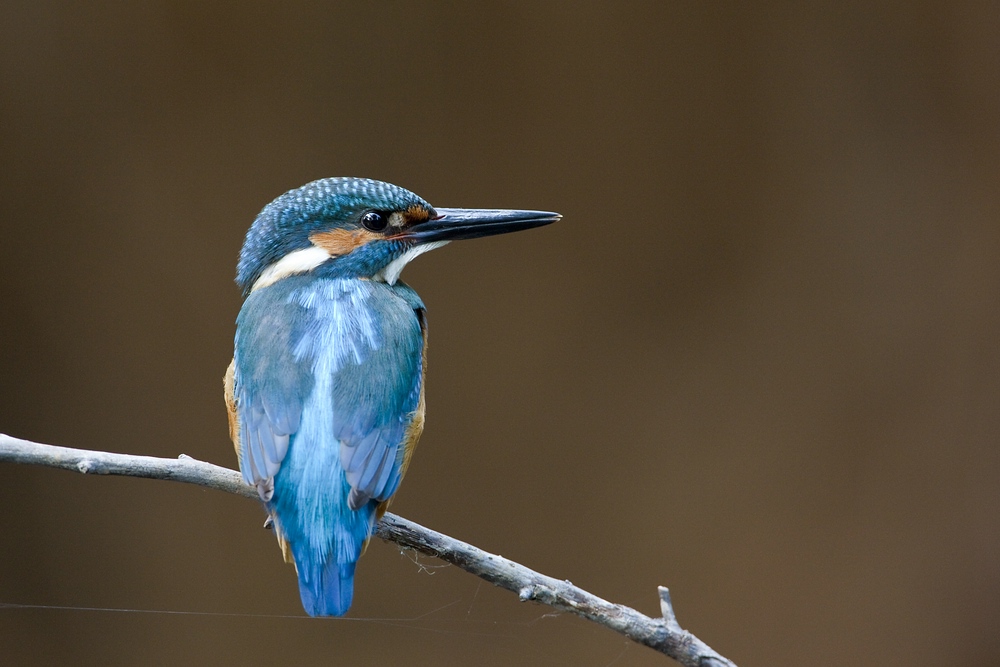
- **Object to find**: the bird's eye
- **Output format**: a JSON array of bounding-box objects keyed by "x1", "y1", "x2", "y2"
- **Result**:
[{"x1": 361, "y1": 211, "x2": 388, "y2": 232}]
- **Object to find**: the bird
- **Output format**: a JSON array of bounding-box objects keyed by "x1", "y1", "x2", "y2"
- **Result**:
[{"x1": 224, "y1": 177, "x2": 559, "y2": 616}]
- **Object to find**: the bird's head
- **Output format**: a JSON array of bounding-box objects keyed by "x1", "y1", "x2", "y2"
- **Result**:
[{"x1": 236, "y1": 177, "x2": 560, "y2": 296}]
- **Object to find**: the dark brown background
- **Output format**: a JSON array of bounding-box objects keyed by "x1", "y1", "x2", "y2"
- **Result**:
[{"x1": 1, "y1": 3, "x2": 997, "y2": 666}]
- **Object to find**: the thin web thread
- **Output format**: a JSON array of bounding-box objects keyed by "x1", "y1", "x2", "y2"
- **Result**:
[
  {"x1": 0, "y1": 599, "x2": 460, "y2": 622},
  {"x1": 0, "y1": 599, "x2": 551, "y2": 636}
]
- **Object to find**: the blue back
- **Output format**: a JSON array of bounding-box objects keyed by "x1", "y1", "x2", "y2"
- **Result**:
[{"x1": 234, "y1": 274, "x2": 425, "y2": 615}]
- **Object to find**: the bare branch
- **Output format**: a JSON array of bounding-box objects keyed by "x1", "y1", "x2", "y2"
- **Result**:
[{"x1": 0, "y1": 433, "x2": 736, "y2": 666}]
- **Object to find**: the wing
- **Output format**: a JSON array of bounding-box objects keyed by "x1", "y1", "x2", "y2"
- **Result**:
[
  {"x1": 333, "y1": 283, "x2": 425, "y2": 510},
  {"x1": 232, "y1": 282, "x2": 314, "y2": 501}
]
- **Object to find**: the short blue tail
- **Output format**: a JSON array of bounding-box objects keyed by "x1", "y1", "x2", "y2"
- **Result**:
[
  {"x1": 270, "y1": 434, "x2": 376, "y2": 617},
  {"x1": 296, "y1": 557, "x2": 357, "y2": 617}
]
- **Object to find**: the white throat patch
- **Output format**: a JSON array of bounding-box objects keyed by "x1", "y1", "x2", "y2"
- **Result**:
[
  {"x1": 251, "y1": 246, "x2": 331, "y2": 292},
  {"x1": 376, "y1": 241, "x2": 450, "y2": 285}
]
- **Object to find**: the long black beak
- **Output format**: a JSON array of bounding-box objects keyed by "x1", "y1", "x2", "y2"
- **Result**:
[{"x1": 405, "y1": 207, "x2": 561, "y2": 244}]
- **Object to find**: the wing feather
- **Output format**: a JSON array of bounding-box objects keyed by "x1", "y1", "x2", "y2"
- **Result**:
[
  {"x1": 334, "y1": 282, "x2": 425, "y2": 508},
  {"x1": 233, "y1": 281, "x2": 314, "y2": 500}
]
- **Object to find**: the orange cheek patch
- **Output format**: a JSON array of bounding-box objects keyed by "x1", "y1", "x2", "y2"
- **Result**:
[{"x1": 309, "y1": 228, "x2": 380, "y2": 256}]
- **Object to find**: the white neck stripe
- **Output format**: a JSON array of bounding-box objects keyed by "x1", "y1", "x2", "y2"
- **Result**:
[
  {"x1": 375, "y1": 241, "x2": 449, "y2": 285},
  {"x1": 250, "y1": 246, "x2": 331, "y2": 292}
]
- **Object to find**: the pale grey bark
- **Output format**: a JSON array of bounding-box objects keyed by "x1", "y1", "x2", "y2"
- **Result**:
[{"x1": 0, "y1": 433, "x2": 736, "y2": 666}]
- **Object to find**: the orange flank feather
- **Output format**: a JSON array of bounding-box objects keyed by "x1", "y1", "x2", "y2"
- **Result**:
[
  {"x1": 224, "y1": 359, "x2": 240, "y2": 460},
  {"x1": 375, "y1": 309, "x2": 428, "y2": 521},
  {"x1": 224, "y1": 359, "x2": 293, "y2": 564}
]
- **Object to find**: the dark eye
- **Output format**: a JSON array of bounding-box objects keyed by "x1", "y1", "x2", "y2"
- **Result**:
[{"x1": 361, "y1": 211, "x2": 388, "y2": 232}]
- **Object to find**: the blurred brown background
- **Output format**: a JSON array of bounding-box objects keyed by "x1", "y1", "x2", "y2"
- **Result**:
[{"x1": 1, "y1": 3, "x2": 998, "y2": 666}]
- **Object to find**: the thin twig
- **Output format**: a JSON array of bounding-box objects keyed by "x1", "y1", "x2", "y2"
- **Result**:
[{"x1": 0, "y1": 433, "x2": 736, "y2": 666}]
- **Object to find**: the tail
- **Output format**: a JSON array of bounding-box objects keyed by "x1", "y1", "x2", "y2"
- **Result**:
[
  {"x1": 269, "y1": 437, "x2": 376, "y2": 617},
  {"x1": 296, "y1": 556, "x2": 357, "y2": 617}
]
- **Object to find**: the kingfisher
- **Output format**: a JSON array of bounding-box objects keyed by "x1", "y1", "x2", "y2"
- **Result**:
[{"x1": 224, "y1": 177, "x2": 559, "y2": 616}]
